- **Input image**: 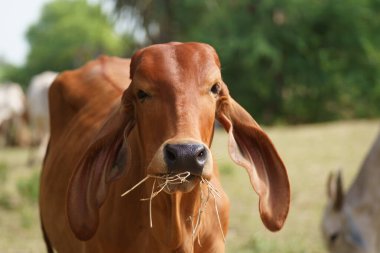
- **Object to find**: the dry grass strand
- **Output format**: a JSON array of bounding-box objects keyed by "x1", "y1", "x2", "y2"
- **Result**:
[
  {"x1": 121, "y1": 172, "x2": 192, "y2": 228},
  {"x1": 121, "y1": 172, "x2": 225, "y2": 242}
]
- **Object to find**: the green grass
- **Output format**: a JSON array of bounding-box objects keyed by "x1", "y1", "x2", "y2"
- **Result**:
[
  {"x1": 17, "y1": 170, "x2": 40, "y2": 204},
  {"x1": 214, "y1": 120, "x2": 379, "y2": 253},
  {"x1": 0, "y1": 120, "x2": 378, "y2": 252},
  {"x1": 0, "y1": 148, "x2": 45, "y2": 252}
]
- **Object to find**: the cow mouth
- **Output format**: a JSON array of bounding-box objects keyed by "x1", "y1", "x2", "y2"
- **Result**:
[
  {"x1": 154, "y1": 172, "x2": 200, "y2": 194},
  {"x1": 121, "y1": 171, "x2": 202, "y2": 199}
]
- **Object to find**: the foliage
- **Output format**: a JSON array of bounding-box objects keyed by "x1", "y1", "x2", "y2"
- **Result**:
[
  {"x1": 114, "y1": 0, "x2": 380, "y2": 124},
  {"x1": 113, "y1": 0, "x2": 212, "y2": 43},
  {"x1": 2, "y1": 0, "x2": 380, "y2": 123},
  {"x1": 3, "y1": 0, "x2": 134, "y2": 88},
  {"x1": 0, "y1": 60, "x2": 22, "y2": 84}
]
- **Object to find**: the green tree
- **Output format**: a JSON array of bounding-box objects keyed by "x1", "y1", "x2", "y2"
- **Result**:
[
  {"x1": 0, "y1": 58, "x2": 11, "y2": 82},
  {"x1": 114, "y1": 0, "x2": 380, "y2": 124},
  {"x1": 0, "y1": 58, "x2": 25, "y2": 85},
  {"x1": 190, "y1": 0, "x2": 380, "y2": 123},
  {"x1": 113, "y1": 0, "x2": 212, "y2": 44},
  {"x1": 5, "y1": 0, "x2": 134, "y2": 87},
  {"x1": 26, "y1": 0, "x2": 131, "y2": 73}
]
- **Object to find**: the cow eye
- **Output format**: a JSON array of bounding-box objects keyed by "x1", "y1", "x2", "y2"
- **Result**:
[
  {"x1": 137, "y1": 89, "x2": 149, "y2": 102},
  {"x1": 210, "y1": 83, "x2": 221, "y2": 95}
]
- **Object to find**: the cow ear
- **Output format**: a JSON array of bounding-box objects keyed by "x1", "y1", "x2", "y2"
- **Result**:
[
  {"x1": 216, "y1": 83, "x2": 290, "y2": 231},
  {"x1": 67, "y1": 90, "x2": 134, "y2": 241},
  {"x1": 327, "y1": 170, "x2": 344, "y2": 211}
]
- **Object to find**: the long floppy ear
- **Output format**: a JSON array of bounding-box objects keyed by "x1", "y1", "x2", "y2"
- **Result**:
[
  {"x1": 216, "y1": 83, "x2": 290, "y2": 231},
  {"x1": 327, "y1": 170, "x2": 344, "y2": 211},
  {"x1": 67, "y1": 90, "x2": 134, "y2": 241}
]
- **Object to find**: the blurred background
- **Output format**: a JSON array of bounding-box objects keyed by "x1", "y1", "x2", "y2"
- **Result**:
[{"x1": 0, "y1": 0, "x2": 379, "y2": 252}]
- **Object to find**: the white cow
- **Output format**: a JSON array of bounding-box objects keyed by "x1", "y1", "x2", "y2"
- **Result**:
[
  {"x1": 0, "y1": 83, "x2": 27, "y2": 146},
  {"x1": 26, "y1": 71, "x2": 58, "y2": 163},
  {"x1": 322, "y1": 129, "x2": 380, "y2": 253}
]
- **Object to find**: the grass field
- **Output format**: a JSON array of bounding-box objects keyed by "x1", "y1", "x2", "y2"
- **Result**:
[{"x1": 0, "y1": 120, "x2": 378, "y2": 252}]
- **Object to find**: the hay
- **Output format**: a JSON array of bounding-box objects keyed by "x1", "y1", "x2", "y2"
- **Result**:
[
  {"x1": 188, "y1": 178, "x2": 225, "y2": 248},
  {"x1": 206, "y1": 180, "x2": 226, "y2": 242},
  {"x1": 121, "y1": 171, "x2": 225, "y2": 243},
  {"x1": 121, "y1": 172, "x2": 192, "y2": 228},
  {"x1": 121, "y1": 171, "x2": 192, "y2": 198},
  {"x1": 190, "y1": 180, "x2": 210, "y2": 247}
]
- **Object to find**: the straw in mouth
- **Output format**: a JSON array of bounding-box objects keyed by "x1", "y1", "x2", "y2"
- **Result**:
[{"x1": 120, "y1": 171, "x2": 225, "y2": 244}]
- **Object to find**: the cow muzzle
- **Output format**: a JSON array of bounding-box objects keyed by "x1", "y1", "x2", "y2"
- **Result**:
[
  {"x1": 147, "y1": 139, "x2": 213, "y2": 193},
  {"x1": 164, "y1": 143, "x2": 207, "y2": 176}
]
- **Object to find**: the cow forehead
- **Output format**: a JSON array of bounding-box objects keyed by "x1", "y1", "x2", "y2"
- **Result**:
[{"x1": 132, "y1": 43, "x2": 221, "y2": 87}]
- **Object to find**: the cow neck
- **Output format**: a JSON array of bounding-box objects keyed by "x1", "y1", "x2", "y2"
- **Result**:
[
  {"x1": 150, "y1": 185, "x2": 202, "y2": 252},
  {"x1": 123, "y1": 135, "x2": 203, "y2": 251},
  {"x1": 118, "y1": 167, "x2": 204, "y2": 250}
]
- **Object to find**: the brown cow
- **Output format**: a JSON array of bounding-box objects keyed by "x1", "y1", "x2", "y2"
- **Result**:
[{"x1": 40, "y1": 43, "x2": 290, "y2": 253}]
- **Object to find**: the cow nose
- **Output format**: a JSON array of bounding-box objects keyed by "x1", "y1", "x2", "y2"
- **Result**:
[{"x1": 164, "y1": 143, "x2": 207, "y2": 176}]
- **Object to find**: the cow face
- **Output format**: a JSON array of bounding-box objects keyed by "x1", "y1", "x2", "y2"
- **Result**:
[{"x1": 124, "y1": 42, "x2": 221, "y2": 192}]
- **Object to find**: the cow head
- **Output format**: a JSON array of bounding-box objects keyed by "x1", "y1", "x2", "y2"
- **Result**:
[
  {"x1": 125, "y1": 42, "x2": 220, "y2": 193},
  {"x1": 68, "y1": 42, "x2": 290, "y2": 240},
  {"x1": 322, "y1": 171, "x2": 372, "y2": 253}
]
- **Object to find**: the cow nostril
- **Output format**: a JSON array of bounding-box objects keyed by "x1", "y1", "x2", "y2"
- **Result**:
[
  {"x1": 165, "y1": 146, "x2": 177, "y2": 162},
  {"x1": 196, "y1": 148, "x2": 207, "y2": 164}
]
